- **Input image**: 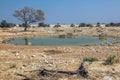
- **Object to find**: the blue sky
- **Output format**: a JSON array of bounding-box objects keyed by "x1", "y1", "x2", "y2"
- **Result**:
[{"x1": 0, "y1": 0, "x2": 120, "y2": 24}]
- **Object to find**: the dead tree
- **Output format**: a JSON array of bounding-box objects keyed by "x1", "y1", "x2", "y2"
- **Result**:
[
  {"x1": 16, "y1": 63, "x2": 88, "y2": 79},
  {"x1": 38, "y1": 62, "x2": 88, "y2": 77},
  {"x1": 16, "y1": 73, "x2": 34, "y2": 80}
]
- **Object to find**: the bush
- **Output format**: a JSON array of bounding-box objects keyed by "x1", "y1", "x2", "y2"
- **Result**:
[
  {"x1": 105, "y1": 24, "x2": 110, "y2": 27},
  {"x1": 86, "y1": 24, "x2": 93, "y2": 27},
  {"x1": 0, "y1": 20, "x2": 7, "y2": 28},
  {"x1": 0, "y1": 20, "x2": 16, "y2": 28},
  {"x1": 70, "y1": 24, "x2": 75, "y2": 27},
  {"x1": 104, "y1": 55, "x2": 119, "y2": 65},
  {"x1": 7, "y1": 23, "x2": 16, "y2": 27},
  {"x1": 38, "y1": 23, "x2": 50, "y2": 27},
  {"x1": 78, "y1": 23, "x2": 86, "y2": 27},
  {"x1": 97, "y1": 22, "x2": 100, "y2": 27},
  {"x1": 54, "y1": 23, "x2": 61, "y2": 28},
  {"x1": 83, "y1": 57, "x2": 98, "y2": 62}
]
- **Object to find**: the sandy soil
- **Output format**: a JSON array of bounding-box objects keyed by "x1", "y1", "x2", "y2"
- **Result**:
[{"x1": 0, "y1": 27, "x2": 120, "y2": 80}]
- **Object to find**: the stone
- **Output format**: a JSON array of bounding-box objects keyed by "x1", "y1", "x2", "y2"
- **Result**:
[
  {"x1": 31, "y1": 55, "x2": 35, "y2": 57},
  {"x1": 83, "y1": 61, "x2": 91, "y2": 66},
  {"x1": 111, "y1": 68, "x2": 116, "y2": 74},
  {"x1": 22, "y1": 64, "x2": 27, "y2": 67},
  {"x1": 20, "y1": 66, "x2": 25, "y2": 70},
  {"x1": 15, "y1": 53, "x2": 19, "y2": 56},
  {"x1": 103, "y1": 76, "x2": 112, "y2": 80}
]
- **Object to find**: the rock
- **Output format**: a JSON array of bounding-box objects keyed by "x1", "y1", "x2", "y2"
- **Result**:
[
  {"x1": 83, "y1": 61, "x2": 91, "y2": 66},
  {"x1": 31, "y1": 55, "x2": 35, "y2": 57},
  {"x1": 20, "y1": 66, "x2": 25, "y2": 70},
  {"x1": 48, "y1": 64, "x2": 53, "y2": 67},
  {"x1": 111, "y1": 68, "x2": 116, "y2": 74},
  {"x1": 15, "y1": 53, "x2": 19, "y2": 56},
  {"x1": 22, "y1": 64, "x2": 27, "y2": 67},
  {"x1": 41, "y1": 53, "x2": 46, "y2": 58},
  {"x1": 103, "y1": 76, "x2": 112, "y2": 80},
  {"x1": 43, "y1": 60, "x2": 49, "y2": 64}
]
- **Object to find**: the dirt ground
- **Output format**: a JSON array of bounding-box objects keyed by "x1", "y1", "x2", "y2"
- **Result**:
[{"x1": 0, "y1": 27, "x2": 120, "y2": 80}]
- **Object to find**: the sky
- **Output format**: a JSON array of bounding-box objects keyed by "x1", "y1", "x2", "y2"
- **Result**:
[{"x1": 0, "y1": 0, "x2": 120, "y2": 24}]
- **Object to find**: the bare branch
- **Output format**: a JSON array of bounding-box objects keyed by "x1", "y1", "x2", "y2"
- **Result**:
[{"x1": 13, "y1": 6, "x2": 45, "y2": 31}]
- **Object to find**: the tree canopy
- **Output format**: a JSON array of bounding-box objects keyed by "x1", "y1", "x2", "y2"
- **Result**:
[{"x1": 13, "y1": 6, "x2": 45, "y2": 31}]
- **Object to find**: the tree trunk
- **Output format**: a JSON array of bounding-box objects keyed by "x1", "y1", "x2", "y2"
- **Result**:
[
  {"x1": 24, "y1": 21, "x2": 28, "y2": 31},
  {"x1": 24, "y1": 27, "x2": 27, "y2": 31},
  {"x1": 24, "y1": 37, "x2": 28, "y2": 45}
]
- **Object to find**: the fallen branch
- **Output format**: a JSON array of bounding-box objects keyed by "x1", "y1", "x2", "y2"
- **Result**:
[
  {"x1": 15, "y1": 73, "x2": 34, "y2": 80},
  {"x1": 16, "y1": 63, "x2": 88, "y2": 80},
  {"x1": 27, "y1": 63, "x2": 88, "y2": 78}
]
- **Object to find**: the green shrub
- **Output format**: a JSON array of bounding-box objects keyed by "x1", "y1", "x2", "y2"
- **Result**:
[
  {"x1": 83, "y1": 57, "x2": 98, "y2": 62},
  {"x1": 105, "y1": 55, "x2": 119, "y2": 65}
]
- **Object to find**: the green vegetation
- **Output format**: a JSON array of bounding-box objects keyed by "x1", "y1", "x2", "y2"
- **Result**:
[
  {"x1": 104, "y1": 55, "x2": 119, "y2": 65},
  {"x1": 0, "y1": 20, "x2": 16, "y2": 28},
  {"x1": 83, "y1": 57, "x2": 98, "y2": 62},
  {"x1": 105, "y1": 22, "x2": 120, "y2": 27},
  {"x1": 78, "y1": 23, "x2": 93, "y2": 27},
  {"x1": 38, "y1": 22, "x2": 50, "y2": 27}
]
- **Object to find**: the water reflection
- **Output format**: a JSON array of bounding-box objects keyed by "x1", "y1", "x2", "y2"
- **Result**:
[
  {"x1": 99, "y1": 36, "x2": 107, "y2": 41},
  {"x1": 24, "y1": 37, "x2": 32, "y2": 45},
  {"x1": 58, "y1": 34, "x2": 73, "y2": 39}
]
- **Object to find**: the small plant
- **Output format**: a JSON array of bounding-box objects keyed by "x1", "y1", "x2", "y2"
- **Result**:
[
  {"x1": 104, "y1": 55, "x2": 119, "y2": 65},
  {"x1": 83, "y1": 57, "x2": 98, "y2": 62}
]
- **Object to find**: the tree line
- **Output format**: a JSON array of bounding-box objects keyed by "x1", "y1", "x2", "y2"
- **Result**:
[
  {"x1": 0, "y1": 6, "x2": 120, "y2": 29},
  {"x1": 0, "y1": 20, "x2": 16, "y2": 28}
]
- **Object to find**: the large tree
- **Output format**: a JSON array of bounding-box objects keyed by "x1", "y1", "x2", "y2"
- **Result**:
[{"x1": 13, "y1": 6, "x2": 45, "y2": 31}]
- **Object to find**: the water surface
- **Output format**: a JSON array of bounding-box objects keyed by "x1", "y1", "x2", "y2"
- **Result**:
[{"x1": 8, "y1": 36, "x2": 116, "y2": 46}]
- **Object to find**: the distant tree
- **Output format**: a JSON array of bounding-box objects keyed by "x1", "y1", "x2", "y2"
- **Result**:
[
  {"x1": 116, "y1": 23, "x2": 120, "y2": 27},
  {"x1": 97, "y1": 22, "x2": 100, "y2": 27},
  {"x1": 78, "y1": 23, "x2": 86, "y2": 27},
  {"x1": 38, "y1": 22, "x2": 45, "y2": 27},
  {"x1": 70, "y1": 24, "x2": 75, "y2": 27},
  {"x1": 18, "y1": 24, "x2": 22, "y2": 27},
  {"x1": 13, "y1": 6, "x2": 45, "y2": 31},
  {"x1": 113, "y1": 23, "x2": 120, "y2": 27},
  {"x1": 0, "y1": 20, "x2": 7, "y2": 28},
  {"x1": 0, "y1": 20, "x2": 15, "y2": 28},
  {"x1": 105, "y1": 22, "x2": 120, "y2": 27},
  {"x1": 109, "y1": 22, "x2": 115, "y2": 26},
  {"x1": 105, "y1": 24, "x2": 110, "y2": 27},
  {"x1": 54, "y1": 23, "x2": 61, "y2": 28},
  {"x1": 38, "y1": 22, "x2": 50, "y2": 27},
  {"x1": 8, "y1": 23, "x2": 16, "y2": 27},
  {"x1": 86, "y1": 24, "x2": 93, "y2": 27}
]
